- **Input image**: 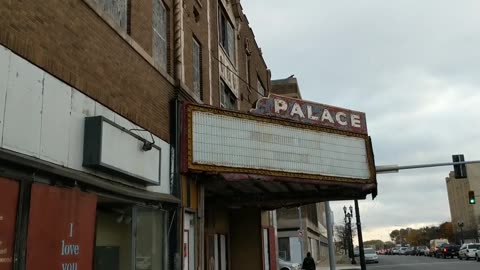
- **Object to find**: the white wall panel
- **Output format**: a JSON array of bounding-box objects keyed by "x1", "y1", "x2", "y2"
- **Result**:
[
  {"x1": 68, "y1": 90, "x2": 96, "y2": 170},
  {"x1": 100, "y1": 121, "x2": 161, "y2": 184},
  {"x1": 0, "y1": 46, "x2": 10, "y2": 146},
  {"x1": 0, "y1": 44, "x2": 171, "y2": 192},
  {"x1": 3, "y1": 54, "x2": 44, "y2": 157},
  {"x1": 192, "y1": 111, "x2": 370, "y2": 179},
  {"x1": 40, "y1": 74, "x2": 72, "y2": 165}
]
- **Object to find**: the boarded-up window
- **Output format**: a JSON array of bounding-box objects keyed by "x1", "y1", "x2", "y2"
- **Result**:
[
  {"x1": 193, "y1": 38, "x2": 202, "y2": 98},
  {"x1": 153, "y1": 0, "x2": 168, "y2": 71},
  {"x1": 95, "y1": 0, "x2": 128, "y2": 31}
]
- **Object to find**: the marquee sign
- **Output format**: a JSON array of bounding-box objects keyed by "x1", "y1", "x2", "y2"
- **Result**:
[
  {"x1": 184, "y1": 103, "x2": 375, "y2": 184},
  {"x1": 251, "y1": 94, "x2": 367, "y2": 135}
]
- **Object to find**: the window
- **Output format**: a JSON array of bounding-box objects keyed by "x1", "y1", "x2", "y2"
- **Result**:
[
  {"x1": 219, "y1": 10, "x2": 235, "y2": 62},
  {"x1": 135, "y1": 209, "x2": 167, "y2": 270},
  {"x1": 153, "y1": 0, "x2": 168, "y2": 71},
  {"x1": 96, "y1": 0, "x2": 128, "y2": 31},
  {"x1": 278, "y1": 237, "x2": 290, "y2": 261},
  {"x1": 220, "y1": 80, "x2": 236, "y2": 110},
  {"x1": 257, "y1": 77, "x2": 265, "y2": 97},
  {"x1": 193, "y1": 38, "x2": 202, "y2": 98}
]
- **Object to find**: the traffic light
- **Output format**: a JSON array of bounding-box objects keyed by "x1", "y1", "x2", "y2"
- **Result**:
[
  {"x1": 452, "y1": 154, "x2": 467, "y2": 179},
  {"x1": 468, "y1": 191, "x2": 476, "y2": 204}
]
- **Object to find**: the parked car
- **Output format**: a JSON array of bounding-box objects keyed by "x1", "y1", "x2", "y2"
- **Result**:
[
  {"x1": 458, "y1": 243, "x2": 480, "y2": 260},
  {"x1": 391, "y1": 247, "x2": 400, "y2": 255},
  {"x1": 364, "y1": 248, "x2": 379, "y2": 263},
  {"x1": 435, "y1": 244, "x2": 460, "y2": 259},
  {"x1": 415, "y1": 246, "x2": 427, "y2": 256},
  {"x1": 404, "y1": 247, "x2": 414, "y2": 255},
  {"x1": 398, "y1": 247, "x2": 408, "y2": 255},
  {"x1": 278, "y1": 259, "x2": 300, "y2": 270},
  {"x1": 476, "y1": 248, "x2": 480, "y2": 262},
  {"x1": 423, "y1": 247, "x2": 430, "y2": 256}
]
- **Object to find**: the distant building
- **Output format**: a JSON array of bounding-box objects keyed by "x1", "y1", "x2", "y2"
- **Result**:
[{"x1": 446, "y1": 164, "x2": 480, "y2": 243}]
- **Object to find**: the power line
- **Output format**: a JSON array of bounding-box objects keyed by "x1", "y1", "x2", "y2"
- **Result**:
[{"x1": 210, "y1": 52, "x2": 265, "y2": 98}]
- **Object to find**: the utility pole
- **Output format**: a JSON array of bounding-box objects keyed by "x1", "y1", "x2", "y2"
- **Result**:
[
  {"x1": 325, "y1": 202, "x2": 336, "y2": 270},
  {"x1": 297, "y1": 206, "x2": 304, "y2": 261},
  {"x1": 355, "y1": 200, "x2": 366, "y2": 270}
]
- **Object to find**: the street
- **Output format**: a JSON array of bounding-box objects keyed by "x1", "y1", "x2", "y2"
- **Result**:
[{"x1": 367, "y1": 255, "x2": 479, "y2": 270}]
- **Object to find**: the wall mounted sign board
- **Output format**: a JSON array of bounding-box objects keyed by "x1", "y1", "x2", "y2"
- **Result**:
[{"x1": 83, "y1": 116, "x2": 161, "y2": 185}]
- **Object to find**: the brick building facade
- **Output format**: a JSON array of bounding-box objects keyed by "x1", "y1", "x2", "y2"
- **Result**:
[
  {"x1": 1, "y1": 1, "x2": 377, "y2": 270},
  {"x1": 1, "y1": 1, "x2": 272, "y2": 270}
]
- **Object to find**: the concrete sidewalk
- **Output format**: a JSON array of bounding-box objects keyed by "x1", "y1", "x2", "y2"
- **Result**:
[{"x1": 316, "y1": 265, "x2": 360, "y2": 270}]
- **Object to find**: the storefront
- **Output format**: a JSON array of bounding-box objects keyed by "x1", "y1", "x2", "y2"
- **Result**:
[
  {"x1": 181, "y1": 95, "x2": 377, "y2": 270},
  {"x1": 0, "y1": 45, "x2": 178, "y2": 270}
]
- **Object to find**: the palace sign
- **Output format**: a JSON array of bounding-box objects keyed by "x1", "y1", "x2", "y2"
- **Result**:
[
  {"x1": 251, "y1": 94, "x2": 367, "y2": 134},
  {"x1": 184, "y1": 100, "x2": 375, "y2": 184}
]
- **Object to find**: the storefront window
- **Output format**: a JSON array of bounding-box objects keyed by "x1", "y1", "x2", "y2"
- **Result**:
[
  {"x1": 135, "y1": 209, "x2": 167, "y2": 270},
  {"x1": 94, "y1": 205, "x2": 167, "y2": 270},
  {"x1": 95, "y1": 208, "x2": 133, "y2": 270}
]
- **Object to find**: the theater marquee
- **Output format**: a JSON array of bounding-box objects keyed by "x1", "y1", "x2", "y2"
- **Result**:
[{"x1": 184, "y1": 100, "x2": 376, "y2": 184}]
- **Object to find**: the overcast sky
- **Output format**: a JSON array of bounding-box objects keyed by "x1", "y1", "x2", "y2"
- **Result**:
[{"x1": 242, "y1": 0, "x2": 480, "y2": 242}]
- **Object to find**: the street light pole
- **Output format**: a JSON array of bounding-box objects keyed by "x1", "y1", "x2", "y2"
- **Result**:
[
  {"x1": 344, "y1": 205, "x2": 356, "y2": 265},
  {"x1": 355, "y1": 200, "x2": 366, "y2": 270}
]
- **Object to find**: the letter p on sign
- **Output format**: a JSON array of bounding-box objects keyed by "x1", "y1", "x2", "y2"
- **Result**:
[{"x1": 274, "y1": 98, "x2": 288, "y2": 114}]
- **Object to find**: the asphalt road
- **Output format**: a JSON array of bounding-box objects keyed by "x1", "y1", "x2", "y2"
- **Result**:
[{"x1": 367, "y1": 255, "x2": 479, "y2": 270}]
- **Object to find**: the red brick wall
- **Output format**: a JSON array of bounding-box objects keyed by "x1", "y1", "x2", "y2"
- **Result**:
[{"x1": 0, "y1": 0, "x2": 176, "y2": 142}]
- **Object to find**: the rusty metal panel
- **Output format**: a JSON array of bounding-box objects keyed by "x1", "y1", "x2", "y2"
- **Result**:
[
  {"x1": 3, "y1": 53, "x2": 44, "y2": 157},
  {"x1": 189, "y1": 107, "x2": 371, "y2": 181},
  {"x1": 0, "y1": 177, "x2": 19, "y2": 270},
  {"x1": 26, "y1": 183, "x2": 97, "y2": 270}
]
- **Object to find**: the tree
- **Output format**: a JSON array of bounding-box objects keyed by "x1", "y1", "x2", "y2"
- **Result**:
[
  {"x1": 439, "y1": 222, "x2": 454, "y2": 243},
  {"x1": 390, "y1": 229, "x2": 400, "y2": 243},
  {"x1": 335, "y1": 224, "x2": 357, "y2": 252},
  {"x1": 363, "y1": 240, "x2": 385, "y2": 250},
  {"x1": 384, "y1": 241, "x2": 395, "y2": 249}
]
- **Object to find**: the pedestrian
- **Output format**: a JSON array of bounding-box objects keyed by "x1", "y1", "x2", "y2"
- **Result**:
[{"x1": 301, "y1": 252, "x2": 315, "y2": 270}]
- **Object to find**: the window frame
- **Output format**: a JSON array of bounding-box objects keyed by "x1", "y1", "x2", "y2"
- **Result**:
[
  {"x1": 152, "y1": 0, "x2": 168, "y2": 72},
  {"x1": 192, "y1": 37, "x2": 203, "y2": 99},
  {"x1": 218, "y1": 7, "x2": 236, "y2": 64},
  {"x1": 220, "y1": 80, "x2": 236, "y2": 110}
]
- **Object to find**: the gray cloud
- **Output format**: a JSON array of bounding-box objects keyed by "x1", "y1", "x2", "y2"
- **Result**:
[{"x1": 243, "y1": 0, "x2": 480, "y2": 240}]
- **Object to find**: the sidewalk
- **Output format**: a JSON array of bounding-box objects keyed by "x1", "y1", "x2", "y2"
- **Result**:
[
  {"x1": 316, "y1": 256, "x2": 361, "y2": 270},
  {"x1": 316, "y1": 265, "x2": 360, "y2": 270}
]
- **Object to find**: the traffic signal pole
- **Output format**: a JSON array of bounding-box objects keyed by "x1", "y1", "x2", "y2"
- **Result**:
[{"x1": 376, "y1": 160, "x2": 480, "y2": 173}]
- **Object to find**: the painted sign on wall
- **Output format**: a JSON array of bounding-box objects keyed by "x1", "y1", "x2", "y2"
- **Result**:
[
  {"x1": 251, "y1": 94, "x2": 368, "y2": 135},
  {"x1": 0, "y1": 178, "x2": 19, "y2": 270},
  {"x1": 26, "y1": 184, "x2": 97, "y2": 270}
]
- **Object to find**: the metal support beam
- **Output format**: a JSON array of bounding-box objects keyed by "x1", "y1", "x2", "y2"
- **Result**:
[{"x1": 376, "y1": 160, "x2": 480, "y2": 173}]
